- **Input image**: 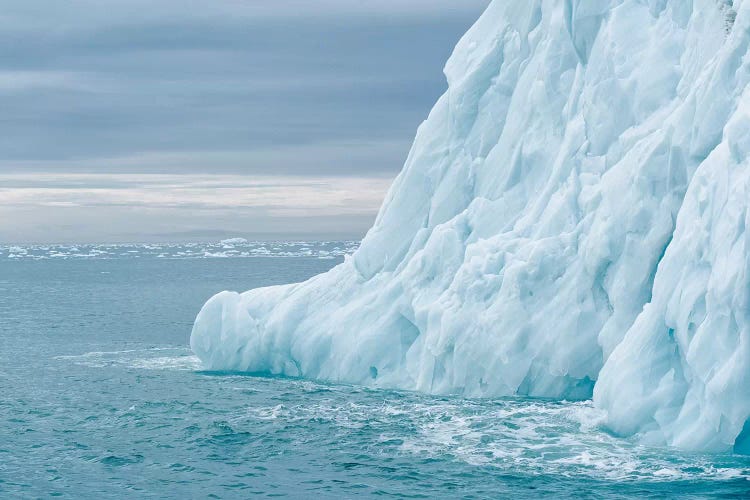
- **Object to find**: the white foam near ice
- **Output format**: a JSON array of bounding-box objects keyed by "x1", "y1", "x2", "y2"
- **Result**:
[
  {"x1": 56, "y1": 347, "x2": 201, "y2": 371},
  {"x1": 230, "y1": 388, "x2": 748, "y2": 482},
  {"x1": 188, "y1": 0, "x2": 750, "y2": 453}
]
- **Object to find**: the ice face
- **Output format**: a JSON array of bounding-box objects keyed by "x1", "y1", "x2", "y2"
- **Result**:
[
  {"x1": 594, "y1": 63, "x2": 750, "y2": 453},
  {"x1": 191, "y1": 0, "x2": 750, "y2": 452}
]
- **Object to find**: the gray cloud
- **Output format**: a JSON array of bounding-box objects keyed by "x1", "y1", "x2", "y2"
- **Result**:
[
  {"x1": 0, "y1": 173, "x2": 392, "y2": 242},
  {"x1": 0, "y1": 1, "x2": 489, "y2": 242},
  {"x1": 1, "y1": 1, "x2": 488, "y2": 175}
]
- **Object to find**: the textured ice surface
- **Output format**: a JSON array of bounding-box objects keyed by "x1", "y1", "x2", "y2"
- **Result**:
[{"x1": 192, "y1": 0, "x2": 750, "y2": 452}]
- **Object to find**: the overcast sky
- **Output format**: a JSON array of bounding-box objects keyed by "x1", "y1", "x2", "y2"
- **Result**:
[{"x1": 1, "y1": 0, "x2": 489, "y2": 243}]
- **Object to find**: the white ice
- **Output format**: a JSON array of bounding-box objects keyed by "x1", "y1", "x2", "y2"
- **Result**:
[{"x1": 192, "y1": 0, "x2": 750, "y2": 452}]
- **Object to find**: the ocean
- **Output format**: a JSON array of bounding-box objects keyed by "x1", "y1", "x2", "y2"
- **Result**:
[{"x1": 1, "y1": 242, "x2": 749, "y2": 498}]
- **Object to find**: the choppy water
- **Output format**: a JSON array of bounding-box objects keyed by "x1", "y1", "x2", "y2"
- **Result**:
[{"x1": 1, "y1": 244, "x2": 749, "y2": 498}]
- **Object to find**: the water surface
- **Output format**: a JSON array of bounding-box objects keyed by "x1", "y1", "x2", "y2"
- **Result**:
[{"x1": 1, "y1": 245, "x2": 748, "y2": 498}]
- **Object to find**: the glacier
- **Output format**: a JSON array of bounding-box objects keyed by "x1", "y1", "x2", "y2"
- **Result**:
[{"x1": 191, "y1": 0, "x2": 750, "y2": 453}]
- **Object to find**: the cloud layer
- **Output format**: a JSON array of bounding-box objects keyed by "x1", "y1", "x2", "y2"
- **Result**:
[
  {"x1": 0, "y1": 173, "x2": 392, "y2": 243},
  {"x1": 1, "y1": 1, "x2": 489, "y2": 241}
]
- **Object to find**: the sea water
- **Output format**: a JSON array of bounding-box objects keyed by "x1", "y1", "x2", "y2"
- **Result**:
[{"x1": 1, "y1": 243, "x2": 749, "y2": 498}]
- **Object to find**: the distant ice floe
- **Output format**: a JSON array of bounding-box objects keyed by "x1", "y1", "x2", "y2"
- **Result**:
[
  {"x1": 220, "y1": 237, "x2": 249, "y2": 245},
  {"x1": 0, "y1": 241, "x2": 358, "y2": 261}
]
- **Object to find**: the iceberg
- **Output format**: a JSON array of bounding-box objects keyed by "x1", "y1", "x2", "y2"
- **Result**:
[
  {"x1": 219, "y1": 238, "x2": 249, "y2": 245},
  {"x1": 192, "y1": 0, "x2": 750, "y2": 452}
]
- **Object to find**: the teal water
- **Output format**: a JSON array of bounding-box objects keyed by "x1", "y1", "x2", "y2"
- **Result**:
[{"x1": 1, "y1": 245, "x2": 749, "y2": 498}]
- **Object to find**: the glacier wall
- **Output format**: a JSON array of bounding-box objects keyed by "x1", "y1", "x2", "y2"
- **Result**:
[{"x1": 192, "y1": 0, "x2": 750, "y2": 452}]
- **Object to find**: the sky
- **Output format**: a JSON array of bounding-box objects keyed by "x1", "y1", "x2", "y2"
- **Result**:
[{"x1": 0, "y1": 0, "x2": 489, "y2": 243}]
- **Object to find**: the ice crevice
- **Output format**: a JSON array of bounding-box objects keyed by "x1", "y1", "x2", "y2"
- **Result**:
[{"x1": 192, "y1": 0, "x2": 750, "y2": 453}]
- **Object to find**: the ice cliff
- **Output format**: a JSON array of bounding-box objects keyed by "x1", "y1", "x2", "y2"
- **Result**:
[{"x1": 192, "y1": 0, "x2": 750, "y2": 453}]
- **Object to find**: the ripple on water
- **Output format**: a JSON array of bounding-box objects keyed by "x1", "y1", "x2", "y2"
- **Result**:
[
  {"x1": 38, "y1": 346, "x2": 750, "y2": 497},
  {"x1": 221, "y1": 389, "x2": 750, "y2": 484}
]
